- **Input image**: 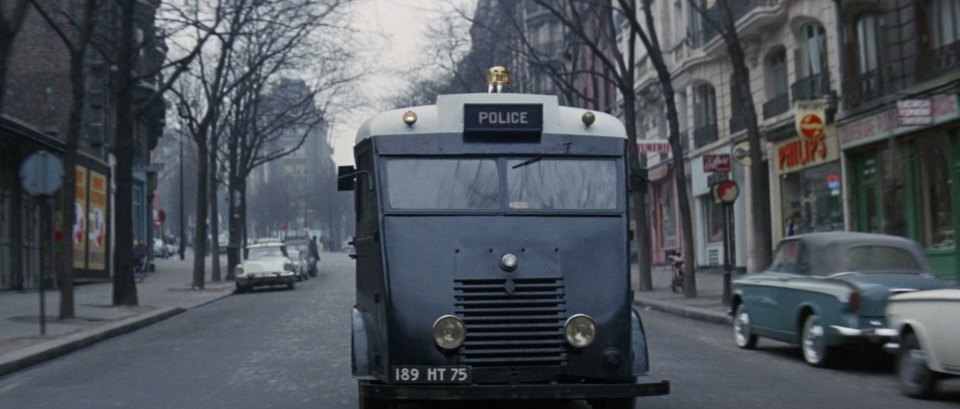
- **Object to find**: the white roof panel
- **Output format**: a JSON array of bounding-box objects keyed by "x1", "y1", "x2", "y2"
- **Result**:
[{"x1": 355, "y1": 93, "x2": 627, "y2": 143}]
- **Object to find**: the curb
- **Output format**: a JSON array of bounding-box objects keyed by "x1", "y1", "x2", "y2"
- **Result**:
[
  {"x1": 634, "y1": 297, "x2": 732, "y2": 325},
  {"x1": 0, "y1": 307, "x2": 184, "y2": 378}
]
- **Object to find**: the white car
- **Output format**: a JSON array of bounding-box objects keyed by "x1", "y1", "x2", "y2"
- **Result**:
[
  {"x1": 234, "y1": 243, "x2": 298, "y2": 292},
  {"x1": 152, "y1": 238, "x2": 172, "y2": 258},
  {"x1": 286, "y1": 248, "x2": 310, "y2": 281},
  {"x1": 886, "y1": 288, "x2": 960, "y2": 398}
]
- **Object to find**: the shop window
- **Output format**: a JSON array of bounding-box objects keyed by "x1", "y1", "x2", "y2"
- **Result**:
[
  {"x1": 659, "y1": 183, "x2": 677, "y2": 248},
  {"x1": 917, "y1": 135, "x2": 954, "y2": 249},
  {"x1": 781, "y1": 163, "x2": 845, "y2": 236},
  {"x1": 703, "y1": 196, "x2": 724, "y2": 244}
]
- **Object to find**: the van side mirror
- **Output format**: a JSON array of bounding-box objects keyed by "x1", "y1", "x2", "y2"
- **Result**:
[{"x1": 338, "y1": 166, "x2": 356, "y2": 191}]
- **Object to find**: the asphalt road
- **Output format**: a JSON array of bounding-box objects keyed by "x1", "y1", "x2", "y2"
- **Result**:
[{"x1": 0, "y1": 252, "x2": 957, "y2": 409}]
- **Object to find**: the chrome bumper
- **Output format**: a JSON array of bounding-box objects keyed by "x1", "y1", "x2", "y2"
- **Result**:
[{"x1": 830, "y1": 325, "x2": 898, "y2": 338}]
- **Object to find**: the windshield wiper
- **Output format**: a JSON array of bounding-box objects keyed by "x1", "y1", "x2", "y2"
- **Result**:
[{"x1": 511, "y1": 143, "x2": 571, "y2": 169}]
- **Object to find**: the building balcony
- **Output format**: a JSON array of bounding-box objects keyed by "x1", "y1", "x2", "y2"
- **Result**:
[
  {"x1": 842, "y1": 69, "x2": 884, "y2": 108},
  {"x1": 791, "y1": 72, "x2": 831, "y2": 101},
  {"x1": 693, "y1": 124, "x2": 719, "y2": 148},
  {"x1": 692, "y1": 0, "x2": 783, "y2": 47},
  {"x1": 729, "y1": 116, "x2": 746, "y2": 134},
  {"x1": 763, "y1": 93, "x2": 790, "y2": 118},
  {"x1": 918, "y1": 41, "x2": 960, "y2": 82}
]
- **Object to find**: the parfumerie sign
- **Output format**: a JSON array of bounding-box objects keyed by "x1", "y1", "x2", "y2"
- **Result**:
[{"x1": 464, "y1": 104, "x2": 543, "y2": 134}]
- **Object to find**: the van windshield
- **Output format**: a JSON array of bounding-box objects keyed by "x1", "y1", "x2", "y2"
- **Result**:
[{"x1": 384, "y1": 157, "x2": 619, "y2": 211}]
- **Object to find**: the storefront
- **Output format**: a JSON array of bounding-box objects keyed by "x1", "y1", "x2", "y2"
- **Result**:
[
  {"x1": 691, "y1": 148, "x2": 746, "y2": 270},
  {"x1": 647, "y1": 164, "x2": 681, "y2": 264},
  {"x1": 771, "y1": 123, "x2": 844, "y2": 241},
  {"x1": 0, "y1": 116, "x2": 64, "y2": 290},
  {"x1": 839, "y1": 93, "x2": 960, "y2": 280}
]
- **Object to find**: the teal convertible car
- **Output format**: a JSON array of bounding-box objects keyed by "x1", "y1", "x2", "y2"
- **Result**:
[{"x1": 731, "y1": 232, "x2": 946, "y2": 367}]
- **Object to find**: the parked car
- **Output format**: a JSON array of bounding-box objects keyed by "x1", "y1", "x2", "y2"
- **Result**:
[
  {"x1": 731, "y1": 232, "x2": 946, "y2": 367},
  {"x1": 885, "y1": 288, "x2": 960, "y2": 398},
  {"x1": 286, "y1": 248, "x2": 310, "y2": 281},
  {"x1": 234, "y1": 242, "x2": 298, "y2": 292},
  {"x1": 284, "y1": 236, "x2": 318, "y2": 277}
]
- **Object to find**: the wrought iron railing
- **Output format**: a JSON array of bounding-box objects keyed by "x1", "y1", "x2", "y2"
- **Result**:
[
  {"x1": 918, "y1": 41, "x2": 960, "y2": 81},
  {"x1": 791, "y1": 72, "x2": 831, "y2": 101},
  {"x1": 693, "y1": 0, "x2": 781, "y2": 46},
  {"x1": 693, "y1": 124, "x2": 719, "y2": 148},
  {"x1": 763, "y1": 93, "x2": 790, "y2": 118}
]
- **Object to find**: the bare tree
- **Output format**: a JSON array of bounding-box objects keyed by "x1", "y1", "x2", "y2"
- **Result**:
[
  {"x1": 0, "y1": 0, "x2": 30, "y2": 114},
  {"x1": 688, "y1": 0, "x2": 772, "y2": 272},
  {"x1": 27, "y1": 0, "x2": 101, "y2": 319},
  {"x1": 507, "y1": 0, "x2": 698, "y2": 294}
]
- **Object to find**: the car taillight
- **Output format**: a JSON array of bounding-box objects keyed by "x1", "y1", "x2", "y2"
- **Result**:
[{"x1": 846, "y1": 291, "x2": 860, "y2": 312}]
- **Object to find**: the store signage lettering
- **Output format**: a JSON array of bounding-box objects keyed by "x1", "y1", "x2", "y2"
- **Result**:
[
  {"x1": 839, "y1": 94, "x2": 959, "y2": 147},
  {"x1": 703, "y1": 154, "x2": 731, "y2": 173},
  {"x1": 778, "y1": 137, "x2": 826, "y2": 172},
  {"x1": 897, "y1": 99, "x2": 933, "y2": 126},
  {"x1": 638, "y1": 141, "x2": 671, "y2": 153}
]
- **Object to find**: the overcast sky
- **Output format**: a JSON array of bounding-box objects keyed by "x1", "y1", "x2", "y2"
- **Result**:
[{"x1": 331, "y1": 0, "x2": 475, "y2": 166}]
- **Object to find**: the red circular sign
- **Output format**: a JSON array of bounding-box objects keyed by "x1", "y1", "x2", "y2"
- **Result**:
[
  {"x1": 799, "y1": 114, "x2": 824, "y2": 139},
  {"x1": 713, "y1": 180, "x2": 739, "y2": 204}
]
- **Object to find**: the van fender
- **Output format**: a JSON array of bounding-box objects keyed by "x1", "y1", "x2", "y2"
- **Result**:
[
  {"x1": 631, "y1": 308, "x2": 650, "y2": 375},
  {"x1": 352, "y1": 307, "x2": 376, "y2": 379}
]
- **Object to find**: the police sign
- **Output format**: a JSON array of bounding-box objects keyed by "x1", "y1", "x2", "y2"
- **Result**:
[{"x1": 464, "y1": 104, "x2": 542, "y2": 135}]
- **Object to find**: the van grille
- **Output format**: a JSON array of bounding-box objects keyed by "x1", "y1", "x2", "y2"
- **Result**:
[{"x1": 454, "y1": 277, "x2": 567, "y2": 366}]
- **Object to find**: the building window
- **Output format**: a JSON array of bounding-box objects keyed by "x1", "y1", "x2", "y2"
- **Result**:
[
  {"x1": 799, "y1": 22, "x2": 828, "y2": 78},
  {"x1": 692, "y1": 83, "x2": 717, "y2": 147},
  {"x1": 931, "y1": 0, "x2": 960, "y2": 49},
  {"x1": 857, "y1": 14, "x2": 884, "y2": 95},
  {"x1": 767, "y1": 48, "x2": 788, "y2": 98}
]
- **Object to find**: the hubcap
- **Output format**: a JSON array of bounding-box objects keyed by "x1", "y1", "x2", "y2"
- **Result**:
[
  {"x1": 900, "y1": 348, "x2": 927, "y2": 386},
  {"x1": 734, "y1": 311, "x2": 750, "y2": 346},
  {"x1": 803, "y1": 318, "x2": 824, "y2": 363}
]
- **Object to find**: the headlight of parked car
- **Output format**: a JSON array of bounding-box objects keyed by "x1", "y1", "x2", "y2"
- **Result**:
[
  {"x1": 284, "y1": 261, "x2": 296, "y2": 272},
  {"x1": 235, "y1": 266, "x2": 244, "y2": 275}
]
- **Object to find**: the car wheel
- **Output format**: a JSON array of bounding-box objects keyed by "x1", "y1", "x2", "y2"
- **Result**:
[
  {"x1": 898, "y1": 332, "x2": 937, "y2": 399},
  {"x1": 733, "y1": 304, "x2": 758, "y2": 349},
  {"x1": 801, "y1": 314, "x2": 833, "y2": 367},
  {"x1": 287, "y1": 281, "x2": 295, "y2": 290},
  {"x1": 235, "y1": 284, "x2": 246, "y2": 294}
]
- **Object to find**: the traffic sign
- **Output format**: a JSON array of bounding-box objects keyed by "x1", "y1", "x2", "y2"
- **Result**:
[
  {"x1": 712, "y1": 180, "x2": 739, "y2": 204},
  {"x1": 19, "y1": 151, "x2": 64, "y2": 196}
]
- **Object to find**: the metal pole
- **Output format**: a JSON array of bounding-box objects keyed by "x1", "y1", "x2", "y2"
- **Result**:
[
  {"x1": 722, "y1": 202, "x2": 732, "y2": 306},
  {"x1": 179, "y1": 132, "x2": 185, "y2": 260}
]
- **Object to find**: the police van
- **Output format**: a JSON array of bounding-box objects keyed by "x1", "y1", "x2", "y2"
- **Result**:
[{"x1": 338, "y1": 68, "x2": 669, "y2": 408}]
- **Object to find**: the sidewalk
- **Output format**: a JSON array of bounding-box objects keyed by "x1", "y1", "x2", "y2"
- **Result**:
[
  {"x1": 632, "y1": 264, "x2": 734, "y2": 325},
  {"x1": 0, "y1": 253, "x2": 234, "y2": 377}
]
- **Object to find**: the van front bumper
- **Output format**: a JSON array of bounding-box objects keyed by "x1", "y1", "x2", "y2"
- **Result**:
[{"x1": 358, "y1": 379, "x2": 670, "y2": 400}]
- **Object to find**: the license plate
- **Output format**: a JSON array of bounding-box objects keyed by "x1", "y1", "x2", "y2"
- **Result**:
[{"x1": 390, "y1": 366, "x2": 471, "y2": 384}]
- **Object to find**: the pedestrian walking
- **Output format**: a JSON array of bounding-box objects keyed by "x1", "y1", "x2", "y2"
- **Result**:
[{"x1": 308, "y1": 236, "x2": 320, "y2": 276}]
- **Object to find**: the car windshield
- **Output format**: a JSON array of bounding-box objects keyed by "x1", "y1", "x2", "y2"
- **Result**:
[
  {"x1": 843, "y1": 245, "x2": 922, "y2": 272},
  {"x1": 384, "y1": 157, "x2": 619, "y2": 211},
  {"x1": 507, "y1": 158, "x2": 617, "y2": 210},
  {"x1": 247, "y1": 246, "x2": 286, "y2": 260}
]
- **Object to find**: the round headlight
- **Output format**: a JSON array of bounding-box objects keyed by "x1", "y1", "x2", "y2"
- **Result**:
[
  {"x1": 432, "y1": 315, "x2": 466, "y2": 350},
  {"x1": 564, "y1": 314, "x2": 597, "y2": 348},
  {"x1": 235, "y1": 266, "x2": 244, "y2": 275}
]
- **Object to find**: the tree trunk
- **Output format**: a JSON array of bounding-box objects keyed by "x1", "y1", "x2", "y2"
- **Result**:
[
  {"x1": 58, "y1": 49, "x2": 86, "y2": 319},
  {"x1": 622, "y1": 95, "x2": 653, "y2": 292},
  {"x1": 209, "y1": 146, "x2": 220, "y2": 282},
  {"x1": 717, "y1": 0, "x2": 771, "y2": 271},
  {"x1": 227, "y1": 175, "x2": 242, "y2": 280},
  {"x1": 192, "y1": 140, "x2": 208, "y2": 289},
  {"x1": 112, "y1": 0, "x2": 138, "y2": 306},
  {"x1": 0, "y1": 38, "x2": 12, "y2": 114}
]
